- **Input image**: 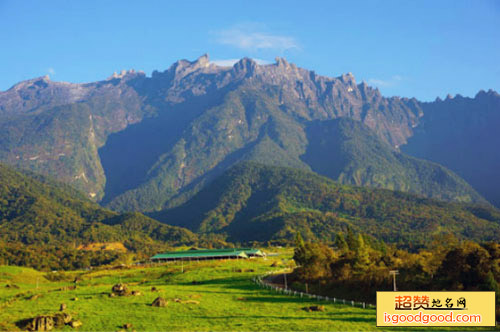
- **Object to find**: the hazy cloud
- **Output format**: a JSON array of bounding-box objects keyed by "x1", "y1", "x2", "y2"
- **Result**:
[
  {"x1": 211, "y1": 58, "x2": 271, "y2": 67},
  {"x1": 214, "y1": 24, "x2": 299, "y2": 52},
  {"x1": 47, "y1": 67, "x2": 56, "y2": 77},
  {"x1": 367, "y1": 75, "x2": 403, "y2": 87}
]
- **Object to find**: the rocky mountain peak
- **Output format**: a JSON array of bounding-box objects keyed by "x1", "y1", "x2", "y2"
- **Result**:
[
  {"x1": 107, "y1": 69, "x2": 145, "y2": 81},
  {"x1": 340, "y1": 72, "x2": 356, "y2": 86},
  {"x1": 475, "y1": 89, "x2": 500, "y2": 99},
  {"x1": 233, "y1": 57, "x2": 257, "y2": 74},
  {"x1": 195, "y1": 53, "x2": 210, "y2": 67},
  {"x1": 8, "y1": 75, "x2": 51, "y2": 91},
  {"x1": 275, "y1": 57, "x2": 291, "y2": 68},
  {"x1": 158, "y1": 53, "x2": 218, "y2": 83}
]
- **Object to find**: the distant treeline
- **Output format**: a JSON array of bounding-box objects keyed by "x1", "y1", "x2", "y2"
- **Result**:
[{"x1": 0, "y1": 233, "x2": 233, "y2": 271}]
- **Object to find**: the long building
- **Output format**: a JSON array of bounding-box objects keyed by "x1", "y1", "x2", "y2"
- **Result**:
[{"x1": 150, "y1": 248, "x2": 265, "y2": 262}]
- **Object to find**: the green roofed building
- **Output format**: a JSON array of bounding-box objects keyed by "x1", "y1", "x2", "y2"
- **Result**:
[
  {"x1": 150, "y1": 248, "x2": 265, "y2": 262},
  {"x1": 236, "y1": 248, "x2": 265, "y2": 257}
]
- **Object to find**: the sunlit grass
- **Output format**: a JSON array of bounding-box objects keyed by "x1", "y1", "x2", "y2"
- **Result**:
[{"x1": 0, "y1": 254, "x2": 495, "y2": 331}]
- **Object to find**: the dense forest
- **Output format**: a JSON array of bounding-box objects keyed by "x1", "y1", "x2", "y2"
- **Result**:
[
  {"x1": 155, "y1": 162, "x2": 500, "y2": 246},
  {"x1": 0, "y1": 163, "x2": 198, "y2": 269},
  {"x1": 291, "y1": 232, "x2": 500, "y2": 320}
]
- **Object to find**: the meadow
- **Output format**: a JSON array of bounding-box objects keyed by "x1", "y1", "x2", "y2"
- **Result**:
[{"x1": 0, "y1": 252, "x2": 496, "y2": 331}]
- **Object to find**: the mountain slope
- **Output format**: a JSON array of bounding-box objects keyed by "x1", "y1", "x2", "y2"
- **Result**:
[
  {"x1": 302, "y1": 118, "x2": 486, "y2": 204},
  {"x1": 403, "y1": 90, "x2": 500, "y2": 208},
  {"x1": 101, "y1": 65, "x2": 482, "y2": 212},
  {"x1": 152, "y1": 162, "x2": 500, "y2": 244},
  {"x1": 106, "y1": 90, "x2": 484, "y2": 211},
  {"x1": 0, "y1": 163, "x2": 197, "y2": 246},
  {"x1": 0, "y1": 73, "x2": 149, "y2": 200}
]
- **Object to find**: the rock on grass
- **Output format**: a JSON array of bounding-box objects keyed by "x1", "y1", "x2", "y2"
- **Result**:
[
  {"x1": 151, "y1": 297, "x2": 167, "y2": 307},
  {"x1": 302, "y1": 305, "x2": 325, "y2": 312},
  {"x1": 111, "y1": 283, "x2": 130, "y2": 296}
]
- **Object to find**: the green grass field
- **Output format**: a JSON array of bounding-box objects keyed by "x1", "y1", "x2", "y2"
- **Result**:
[{"x1": 0, "y1": 253, "x2": 496, "y2": 331}]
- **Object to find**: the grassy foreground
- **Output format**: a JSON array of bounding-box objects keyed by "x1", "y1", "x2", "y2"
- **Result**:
[{"x1": 0, "y1": 255, "x2": 495, "y2": 331}]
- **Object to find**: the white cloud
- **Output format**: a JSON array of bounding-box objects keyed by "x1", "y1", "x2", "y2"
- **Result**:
[
  {"x1": 211, "y1": 58, "x2": 271, "y2": 67},
  {"x1": 367, "y1": 75, "x2": 403, "y2": 87},
  {"x1": 214, "y1": 24, "x2": 299, "y2": 52},
  {"x1": 47, "y1": 67, "x2": 56, "y2": 77}
]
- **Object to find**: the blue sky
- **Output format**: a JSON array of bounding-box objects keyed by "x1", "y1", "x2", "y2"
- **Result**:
[{"x1": 1, "y1": 0, "x2": 499, "y2": 101}]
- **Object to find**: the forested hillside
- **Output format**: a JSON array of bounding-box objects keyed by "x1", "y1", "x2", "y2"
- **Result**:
[
  {"x1": 0, "y1": 163, "x2": 197, "y2": 269},
  {"x1": 153, "y1": 162, "x2": 500, "y2": 245}
]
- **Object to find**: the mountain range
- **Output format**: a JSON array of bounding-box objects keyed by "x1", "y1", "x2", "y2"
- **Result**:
[{"x1": 0, "y1": 54, "x2": 498, "y2": 215}]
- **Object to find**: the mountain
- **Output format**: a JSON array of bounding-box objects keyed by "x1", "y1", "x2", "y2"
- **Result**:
[
  {"x1": 0, "y1": 55, "x2": 497, "y2": 211},
  {"x1": 152, "y1": 162, "x2": 500, "y2": 244},
  {"x1": 0, "y1": 72, "x2": 150, "y2": 200},
  {"x1": 0, "y1": 162, "x2": 197, "y2": 247},
  {"x1": 402, "y1": 90, "x2": 500, "y2": 207}
]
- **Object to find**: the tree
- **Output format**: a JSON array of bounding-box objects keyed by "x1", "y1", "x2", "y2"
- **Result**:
[
  {"x1": 334, "y1": 232, "x2": 348, "y2": 252},
  {"x1": 293, "y1": 232, "x2": 307, "y2": 266},
  {"x1": 346, "y1": 227, "x2": 358, "y2": 252},
  {"x1": 353, "y1": 234, "x2": 370, "y2": 272}
]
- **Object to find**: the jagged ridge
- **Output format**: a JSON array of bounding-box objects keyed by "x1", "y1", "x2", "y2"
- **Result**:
[{"x1": 0, "y1": 55, "x2": 498, "y2": 211}]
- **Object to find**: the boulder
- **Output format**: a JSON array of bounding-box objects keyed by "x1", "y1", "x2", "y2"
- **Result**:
[
  {"x1": 131, "y1": 290, "x2": 141, "y2": 296},
  {"x1": 27, "y1": 315, "x2": 54, "y2": 331},
  {"x1": 123, "y1": 323, "x2": 133, "y2": 329},
  {"x1": 52, "y1": 313, "x2": 72, "y2": 327},
  {"x1": 60, "y1": 303, "x2": 67, "y2": 311},
  {"x1": 151, "y1": 297, "x2": 167, "y2": 307},
  {"x1": 112, "y1": 283, "x2": 130, "y2": 296}
]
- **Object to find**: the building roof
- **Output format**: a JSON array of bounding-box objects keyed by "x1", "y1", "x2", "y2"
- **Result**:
[
  {"x1": 151, "y1": 249, "x2": 247, "y2": 260},
  {"x1": 237, "y1": 248, "x2": 265, "y2": 256},
  {"x1": 150, "y1": 248, "x2": 264, "y2": 260}
]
